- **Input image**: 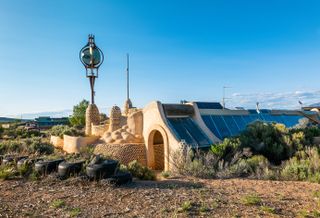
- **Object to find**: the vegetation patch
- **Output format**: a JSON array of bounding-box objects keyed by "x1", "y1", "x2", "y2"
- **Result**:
[
  {"x1": 260, "y1": 206, "x2": 276, "y2": 214},
  {"x1": 50, "y1": 199, "x2": 65, "y2": 209},
  {"x1": 0, "y1": 166, "x2": 17, "y2": 180},
  {"x1": 241, "y1": 194, "x2": 262, "y2": 206},
  {"x1": 177, "y1": 201, "x2": 193, "y2": 213},
  {"x1": 69, "y1": 208, "x2": 81, "y2": 217},
  {"x1": 126, "y1": 160, "x2": 155, "y2": 180}
]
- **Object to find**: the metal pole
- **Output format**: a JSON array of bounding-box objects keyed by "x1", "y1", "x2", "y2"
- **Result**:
[
  {"x1": 126, "y1": 53, "x2": 130, "y2": 100},
  {"x1": 89, "y1": 76, "x2": 95, "y2": 104}
]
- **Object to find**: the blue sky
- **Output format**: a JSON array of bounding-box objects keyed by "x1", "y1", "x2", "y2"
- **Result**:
[{"x1": 0, "y1": 0, "x2": 320, "y2": 117}]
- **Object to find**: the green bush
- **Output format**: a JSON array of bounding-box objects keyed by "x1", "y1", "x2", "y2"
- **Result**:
[
  {"x1": 2, "y1": 126, "x2": 41, "y2": 139},
  {"x1": 239, "y1": 121, "x2": 296, "y2": 164},
  {"x1": 280, "y1": 147, "x2": 320, "y2": 182},
  {"x1": 69, "y1": 100, "x2": 89, "y2": 127},
  {"x1": 30, "y1": 141, "x2": 54, "y2": 155},
  {"x1": 0, "y1": 140, "x2": 25, "y2": 155},
  {"x1": 0, "y1": 165, "x2": 17, "y2": 180},
  {"x1": 127, "y1": 160, "x2": 155, "y2": 180},
  {"x1": 246, "y1": 155, "x2": 269, "y2": 172},
  {"x1": 161, "y1": 171, "x2": 171, "y2": 178},
  {"x1": 170, "y1": 146, "x2": 220, "y2": 178},
  {"x1": 211, "y1": 137, "x2": 241, "y2": 160},
  {"x1": 64, "y1": 127, "x2": 85, "y2": 137},
  {"x1": 0, "y1": 137, "x2": 54, "y2": 155},
  {"x1": 50, "y1": 125, "x2": 84, "y2": 138},
  {"x1": 50, "y1": 125, "x2": 69, "y2": 138},
  {"x1": 0, "y1": 126, "x2": 3, "y2": 137}
]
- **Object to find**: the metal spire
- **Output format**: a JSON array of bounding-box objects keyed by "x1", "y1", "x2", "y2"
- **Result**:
[{"x1": 126, "y1": 53, "x2": 130, "y2": 100}]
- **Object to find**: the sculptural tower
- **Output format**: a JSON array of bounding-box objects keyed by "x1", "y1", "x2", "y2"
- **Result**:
[{"x1": 79, "y1": 35, "x2": 104, "y2": 135}]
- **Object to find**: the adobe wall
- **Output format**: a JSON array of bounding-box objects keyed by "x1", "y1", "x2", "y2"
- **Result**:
[
  {"x1": 92, "y1": 124, "x2": 109, "y2": 137},
  {"x1": 63, "y1": 135, "x2": 99, "y2": 153},
  {"x1": 50, "y1": 136, "x2": 64, "y2": 149},
  {"x1": 94, "y1": 143, "x2": 147, "y2": 166},
  {"x1": 142, "y1": 101, "x2": 181, "y2": 171}
]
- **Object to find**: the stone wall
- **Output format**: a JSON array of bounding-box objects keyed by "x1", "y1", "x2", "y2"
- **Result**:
[
  {"x1": 153, "y1": 143, "x2": 164, "y2": 170},
  {"x1": 94, "y1": 143, "x2": 147, "y2": 166}
]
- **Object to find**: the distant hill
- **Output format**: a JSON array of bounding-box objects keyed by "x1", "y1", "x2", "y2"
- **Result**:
[
  {"x1": 19, "y1": 110, "x2": 73, "y2": 119},
  {"x1": 0, "y1": 117, "x2": 31, "y2": 123}
]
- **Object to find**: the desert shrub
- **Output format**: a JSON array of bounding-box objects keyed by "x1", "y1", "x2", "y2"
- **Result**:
[
  {"x1": 2, "y1": 126, "x2": 41, "y2": 139},
  {"x1": 228, "y1": 155, "x2": 271, "y2": 179},
  {"x1": 63, "y1": 127, "x2": 85, "y2": 137},
  {"x1": 171, "y1": 141, "x2": 275, "y2": 179},
  {"x1": 50, "y1": 125, "x2": 84, "y2": 138},
  {"x1": 239, "y1": 121, "x2": 296, "y2": 164},
  {"x1": 0, "y1": 140, "x2": 25, "y2": 155},
  {"x1": 246, "y1": 155, "x2": 270, "y2": 172},
  {"x1": 0, "y1": 137, "x2": 54, "y2": 155},
  {"x1": 30, "y1": 141, "x2": 54, "y2": 155},
  {"x1": 300, "y1": 126, "x2": 320, "y2": 145},
  {"x1": 161, "y1": 171, "x2": 171, "y2": 178},
  {"x1": 127, "y1": 160, "x2": 155, "y2": 180},
  {"x1": 211, "y1": 137, "x2": 241, "y2": 160},
  {"x1": 18, "y1": 161, "x2": 34, "y2": 177},
  {"x1": 0, "y1": 165, "x2": 17, "y2": 180},
  {"x1": 280, "y1": 147, "x2": 320, "y2": 182},
  {"x1": 170, "y1": 145, "x2": 219, "y2": 178},
  {"x1": 50, "y1": 125, "x2": 69, "y2": 138}
]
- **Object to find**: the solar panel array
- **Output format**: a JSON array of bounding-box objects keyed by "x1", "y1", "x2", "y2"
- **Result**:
[
  {"x1": 202, "y1": 113, "x2": 304, "y2": 140},
  {"x1": 167, "y1": 117, "x2": 212, "y2": 148}
]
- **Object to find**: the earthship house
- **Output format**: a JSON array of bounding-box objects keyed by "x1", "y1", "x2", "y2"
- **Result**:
[{"x1": 55, "y1": 100, "x2": 319, "y2": 171}]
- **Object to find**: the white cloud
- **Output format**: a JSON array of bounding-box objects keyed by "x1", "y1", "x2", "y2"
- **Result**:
[{"x1": 227, "y1": 90, "x2": 320, "y2": 110}]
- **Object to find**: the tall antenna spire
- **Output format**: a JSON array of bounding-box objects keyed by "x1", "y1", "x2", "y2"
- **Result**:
[{"x1": 126, "y1": 53, "x2": 130, "y2": 100}]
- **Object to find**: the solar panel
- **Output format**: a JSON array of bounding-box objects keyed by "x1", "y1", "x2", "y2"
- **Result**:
[
  {"x1": 167, "y1": 117, "x2": 212, "y2": 148},
  {"x1": 196, "y1": 102, "x2": 223, "y2": 109},
  {"x1": 201, "y1": 113, "x2": 305, "y2": 140},
  {"x1": 223, "y1": 116, "x2": 240, "y2": 135},
  {"x1": 232, "y1": 115, "x2": 247, "y2": 130},
  {"x1": 202, "y1": 115, "x2": 222, "y2": 139},
  {"x1": 211, "y1": 116, "x2": 231, "y2": 138}
]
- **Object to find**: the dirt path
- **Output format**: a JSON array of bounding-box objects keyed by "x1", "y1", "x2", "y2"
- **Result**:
[{"x1": 0, "y1": 176, "x2": 319, "y2": 217}]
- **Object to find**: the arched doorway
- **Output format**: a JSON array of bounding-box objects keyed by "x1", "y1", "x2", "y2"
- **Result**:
[{"x1": 148, "y1": 130, "x2": 165, "y2": 170}]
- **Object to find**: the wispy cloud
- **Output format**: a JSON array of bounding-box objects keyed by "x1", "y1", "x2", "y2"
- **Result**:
[{"x1": 228, "y1": 90, "x2": 320, "y2": 109}]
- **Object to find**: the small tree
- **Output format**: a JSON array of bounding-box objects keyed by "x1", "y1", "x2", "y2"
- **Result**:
[
  {"x1": 0, "y1": 125, "x2": 3, "y2": 138},
  {"x1": 69, "y1": 100, "x2": 89, "y2": 127}
]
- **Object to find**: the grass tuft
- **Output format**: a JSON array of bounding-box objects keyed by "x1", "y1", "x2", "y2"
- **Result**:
[
  {"x1": 69, "y1": 208, "x2": 81, "y2": 217},
  {"x1": 50, "y1": 199, "x2": 65, "y2": 209},
  {"x1": 177, "y1": 201, "x2": 192, "y2": 213},
  {"x1": 260, "y1": 206, "x2": 276, "y2": 214},
  {"x1": 241, "y1": 194, "x2": 262, "y2": 206}
]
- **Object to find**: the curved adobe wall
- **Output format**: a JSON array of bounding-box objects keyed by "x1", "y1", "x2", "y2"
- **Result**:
[
  {"x1": 143, "y1": 101, "x2": 181, "y2": 171},
  {"x1": 50, "y1": 136, "x2": 64, "y2": 149},
  {"x1": 63, "y1": 135, "x2": 99, "y2": 153}
]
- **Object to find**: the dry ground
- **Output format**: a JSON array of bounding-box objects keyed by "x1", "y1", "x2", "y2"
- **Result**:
[{"x1": 0, "y1": 176, "x2": 320, "y2": 217}]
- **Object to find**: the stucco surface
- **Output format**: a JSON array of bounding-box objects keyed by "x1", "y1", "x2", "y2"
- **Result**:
[
  {"x1": 94, "y1": 143, "x2": 147, "y2": 166},
  {"x1": 63, "y1": 135, "x2": 99, "y2": 153},
  {"x1": 50, "y1": 136, "x2": 64, "y2": 149},
  {"x1": 85, "y1": 104, "x2": 100, "y2": 135}
]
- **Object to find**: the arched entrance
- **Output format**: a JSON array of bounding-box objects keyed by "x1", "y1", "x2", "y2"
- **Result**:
[{"x1": 148, "y1": 130, "x2": 165, "y2": 170}]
